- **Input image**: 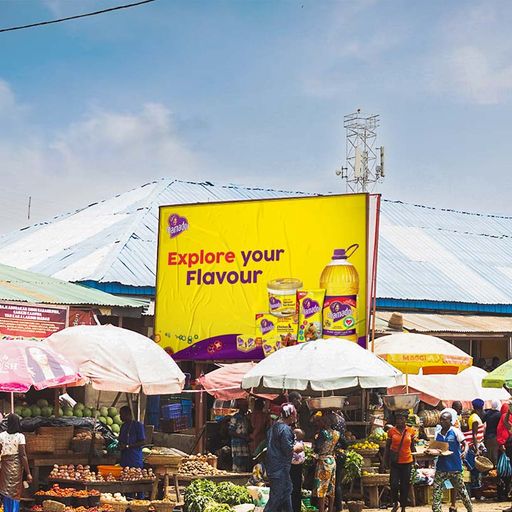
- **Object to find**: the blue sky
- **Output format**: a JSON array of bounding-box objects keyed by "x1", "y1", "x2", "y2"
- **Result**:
[{"x1": 1, "y1": 0, "x2": 511, "y2": 232}]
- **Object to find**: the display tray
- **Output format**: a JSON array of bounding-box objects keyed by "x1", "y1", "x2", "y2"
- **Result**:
[{"x1": 48, "y1": 478, "x2": 156, "y2": 485}]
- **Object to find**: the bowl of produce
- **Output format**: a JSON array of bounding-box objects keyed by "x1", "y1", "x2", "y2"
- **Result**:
[{"x1": 382, "y1": 393, "x2": 419, "y2": 411}]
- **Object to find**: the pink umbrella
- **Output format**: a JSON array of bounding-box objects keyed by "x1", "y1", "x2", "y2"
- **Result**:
[
  {"x1": 0, "y1": 339, "x2": 81, "y2": 393},
  {"x1": 198, "y1": 362, "x2": 275, "y2": 400}
]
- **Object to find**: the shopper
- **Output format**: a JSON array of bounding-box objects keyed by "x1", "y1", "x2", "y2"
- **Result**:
[
  {"x1": 484, "y1": 400, "x2": 502, "y2": 465},
  {"x1": 0, "y1": 414, "x2": 32, "y2": 512},
  {"x1": 291, "y1": 429, "x2": 305, "y2": 512},
  {"x1": 497, "y1": 403, "x2": 512, "y2": 503},
  {"x1": 229, "y1": 399, "x2": 252, "y2": 472},
  {"x1": 385, "y1": 410, "x2": 416, "y2": 512},
  {"x1": 313, "y1": 411, "x2": 340, "y2": 512},
  {"x1": 251, "y1": 399, "x2": 270, "y2": 453},
  {"x1": 333, "y1": 410, "x2": 348, "y2": 512},
  {"x1": 432, "y1": 412, "x2": 473, "y2": 512},
  {"x1": 118, "y1": 406, "x2": 146, "y2": 469},
  {"x1": 264, "y1": 403, "x2": 296, "y2": 512},
  {"x1": 463, "y1": 399, "x2": 486, "y2": 496}
]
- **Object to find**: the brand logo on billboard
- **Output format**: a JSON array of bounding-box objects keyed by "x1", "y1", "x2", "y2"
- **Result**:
[
  {"x1": 259, "y1": 318, "x2": 275, "y2": 335},
  {"x1": 302, "y1": 298, "x2": 320, "y2": 319},
  {"x1": 167, "y1": 214, "x2": 189, "y2": 238}
]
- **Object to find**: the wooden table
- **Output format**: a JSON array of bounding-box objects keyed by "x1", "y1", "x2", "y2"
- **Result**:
[
  {"x1": 48, "y1": 478, "x2": 155, "y2": 496},
  {"x1": 30, "y1": 455, "x2": 117, "y2": 490}
]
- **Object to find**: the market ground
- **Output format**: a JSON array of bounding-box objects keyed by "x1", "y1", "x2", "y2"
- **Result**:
[{"x1": 366, "y1": 504, "x2": 511, "y2": 512}]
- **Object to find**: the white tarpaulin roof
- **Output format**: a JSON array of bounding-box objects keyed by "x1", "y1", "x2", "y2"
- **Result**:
[
  {"x1": 46, "y1": 324, "x2": 185, "y2": 395},
  {"x1": 242, "y1": 338, "x2": 402, "y2": 393},
  {"x1": 387, "y1": 366, "x2": 510, "y2": 406}
]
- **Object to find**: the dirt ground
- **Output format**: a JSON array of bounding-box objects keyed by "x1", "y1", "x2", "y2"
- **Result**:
[{"x1": 366, "y1": 503, "x2": 512, "y2": 512}]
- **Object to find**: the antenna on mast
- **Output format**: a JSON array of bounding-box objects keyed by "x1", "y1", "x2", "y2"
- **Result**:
[{"x1": 335, "y1": 109, "x2": 385, "y2": 192}]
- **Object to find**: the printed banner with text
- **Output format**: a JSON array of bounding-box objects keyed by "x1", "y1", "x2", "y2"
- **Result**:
[{"x1": 155, "y1": 194, "x2": 369, "y2": 360}]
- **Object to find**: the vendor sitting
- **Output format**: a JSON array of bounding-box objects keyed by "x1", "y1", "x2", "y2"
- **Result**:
[
  {"x1": 118, "y1": 406, "x2": 146, "y2": 468},
  {"x1": 248, "y1": 444, "x2": 268, "y2": 487}
]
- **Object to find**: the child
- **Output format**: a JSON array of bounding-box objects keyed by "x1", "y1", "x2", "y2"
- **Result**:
[{"x1": 291, "y1": 429, "x2": 305, "y2": 512}]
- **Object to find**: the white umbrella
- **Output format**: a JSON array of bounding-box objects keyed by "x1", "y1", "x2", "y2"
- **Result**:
[
  {"x1": 46, "y1": 324, "x2": 185, "y2": 395},
  {"x1": 241, "y1": 338, "x2": 402, "y2": 393}
]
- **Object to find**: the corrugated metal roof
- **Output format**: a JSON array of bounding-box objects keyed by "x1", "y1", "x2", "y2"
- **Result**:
[
  {"x1": 375, "y1": 311, "x2": 512, "y2": 334},
  {"x1": 1, "y1": 180, "x2": 512, "y2": 308},
  {"x1": 0, "y1": 262, "x2": 146, "y2": 308}
]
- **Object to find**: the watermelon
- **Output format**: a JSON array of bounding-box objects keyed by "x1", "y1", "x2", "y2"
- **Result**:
[
  {"x1": 14, "y1": 406, "x2": 23, "y2": 415},
  {"x1": 31, "y1": 406, "x2": 42, "y2": 417},
  {"x1": 99, "y1": 407, "x2": 109, "y2": 417},
  {"x1": 37, "y1": 399, "x2": 49, "y2": 408},
  {"x1": 108, "y1": 407, "x2": 118, "y2": 418},
  {"x1": 41, "y1": 407, "x2": 52, "y2": 418},
  {"x1": 83, "y1": 408, "x2": 92, "y2": 417},
  {"x1": 58, "y1": 407, "x2": 64, "y2": 417},
  {"x1": 99, "y1": 416, "x2": 107, "y2": 425},
  {"x1": 111, "y1": 424, "x2": 120, "y2": 434},
  {"x1": 21, "y1": 407, "x2": 32, "y2": 418},
  {"x1": 106, "y1": 417, "x2": 114, "y2": 426},
  {"x1": 113, "y1": 415, "x2": 122, "y2": 426},
  {"x1": 74, "y1": 402, "x2": 85, "y2": 411},
  {"x1": 63, "y1": 407, "x2": 74, "y2": 417},
  {"x1": 74, "y1": 409, "x2": 83, "y2": 418}
]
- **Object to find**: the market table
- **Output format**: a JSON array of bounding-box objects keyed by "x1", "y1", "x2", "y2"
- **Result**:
[
  {"x1": 48, "y1": 478, "x2": 155, "y2": 496},
  {"x1": 30, "y1": 454, "x2": 118, "y2": 490}
]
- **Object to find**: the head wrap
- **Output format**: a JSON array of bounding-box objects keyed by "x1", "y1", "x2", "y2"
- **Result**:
[
  {"x1": 472, "y1": 398, "x2": 484, "y2": 410},
  {"x1": 491, "y1": 400, "x2": 501, "y2": 411},
  {"x1": 281, "y1": 402, "x2": 296, "y2": 419},
  {"x1": 440, "y1": 408, "x2": 458, "y2": 425}
]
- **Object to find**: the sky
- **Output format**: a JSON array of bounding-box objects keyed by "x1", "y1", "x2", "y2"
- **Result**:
[{"x1": 1, "y1": 0, "x2": 512, "y2": 233}]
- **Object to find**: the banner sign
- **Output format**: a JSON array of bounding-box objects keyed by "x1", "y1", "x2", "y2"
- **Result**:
[
  {"x1": 0, "y1": 302, "x2": 69, "y2": 340},
  {"x1": 155, "y1": 194, "x2": 369, "y2": 360}
]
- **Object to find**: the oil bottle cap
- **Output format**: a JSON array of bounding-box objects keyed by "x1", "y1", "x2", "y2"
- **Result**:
[{"x1": 332, "y1": 244, "x2": 359, "y2": 260}]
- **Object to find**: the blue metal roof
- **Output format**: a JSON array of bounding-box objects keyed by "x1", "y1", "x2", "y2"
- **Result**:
[{"x1": 1, "y1": 181, "x2": 512, "y2": 312}]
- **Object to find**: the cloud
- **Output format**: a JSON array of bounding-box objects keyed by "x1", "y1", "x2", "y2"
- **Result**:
[
  {"x1": 427, "y1": 2, "x2": 512, "y2": 105},
  {"x1": 0, "y1": 80, "x2": 201, "y2": 232}
]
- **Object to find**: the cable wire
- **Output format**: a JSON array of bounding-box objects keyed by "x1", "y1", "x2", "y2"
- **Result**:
[{"x1": 0, "y1": 0, "x2": 158, "y2": 33}]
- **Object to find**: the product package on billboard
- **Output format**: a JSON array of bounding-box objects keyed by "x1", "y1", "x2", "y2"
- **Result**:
[
  {"x1": 320, "y1": 245, "x2": 359, "y2": 341},
  {"x1": 236, "y1": 335, "x2": 260, "y2": 353},
  {"x1": 267, "y1": 278, "x2": 302, "y2": 317},
  {"x1": 255, "y1": 313, "x2": 298, "y2": 356},
  {"x1": 297, "y1": 289, "x2": 326, "y2": 342}
]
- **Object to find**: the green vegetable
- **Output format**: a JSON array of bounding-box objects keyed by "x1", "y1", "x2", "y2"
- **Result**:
[
  {"x1": 214, "y1": 482, "x2": 251, "y2": 506},
  {"x1": 342, "y1": 450, "x2": 363, "y2": 483},
  {"x1": 204, "y1": 504, "x2": 232, "y2": 512}
]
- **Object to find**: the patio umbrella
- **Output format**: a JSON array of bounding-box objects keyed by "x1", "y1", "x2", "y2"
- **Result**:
[
  {"x1": 241, "y1": 338, "x2": 402, "y2": 393},
  {"x1": 198, "y1": 362, "x2": 276, "y2": 400},
  {"x1": 0, "y1": 339, "x2": 81, "y2": 393},
  {"x1": 45, "y1": 324, "x2": 185, "y2": 395},
  {"x1": 388, "y1": 366, "x2": 509, "y2": 407},
  {"x1": 482, "y1": 360, "x2": 512, "y2": 389},
  {"x1": 374, "y1": 333, "x2": 472, "y2": 375}
]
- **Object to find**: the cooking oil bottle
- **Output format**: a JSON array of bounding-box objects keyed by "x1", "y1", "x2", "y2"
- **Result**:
[{"x1": 319, "y1": 244, "x2": 359, "y2": 341}]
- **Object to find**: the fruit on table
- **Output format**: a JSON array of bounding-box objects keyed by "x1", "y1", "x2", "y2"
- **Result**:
[
  {"x1": 178, "y1": 457, "x2": 228, "y2": 476},
  {"x1": 368, "y1": 430, "x2": 387, "y2": 442},
  {"x1": 120, "y1": 467, "x2": 154, "y2": 481},
  {"x1": 351, "y1": 441, "x2": 379, "y2": 450},
  {"x1": 345, "y1": 431, "x2": 357, "y2": 441}
]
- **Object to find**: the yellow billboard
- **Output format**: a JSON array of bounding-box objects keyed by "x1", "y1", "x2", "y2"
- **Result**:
[{"x1": 155, "y1": 194, "x2": 369, "y2": 360}]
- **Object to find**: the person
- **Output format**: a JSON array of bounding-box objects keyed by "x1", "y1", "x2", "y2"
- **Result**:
[
  {"x1": 291, "y1": 429, "x2": 305, "y2": 512},
  {"x1": 463, "y1": 399, "x2": 486, "y2": 496},
  {"x1": 432, "y1": 411, "x2": 472, "y2": 512},
  {"x1": 26, "y1": 346, "x2": 68, "y2": 383},
  {"x1": 251, "y1": 399, "x2": 270, "y2": 453},
  {"x1": 476, "y1": 358, "x2": 487, "y2": 370},
  {"x1": 385, "y1": 410, "x2": 416, "y2": 512},
  {"x1": 333, "y1": 410, "x2": 348, "y2": 512},
  {"x1": 490, "y1": 357, "x2": 501, "y2": 371},
  {"x1": 484, "y1": 400, "x2": 502, "y2": 465},
  {"x1": 313, "y1": 411, "x2": 340, "y2": 512},
  {"x1": 229, "y1": 399, "x2": 252, "y2": 472},
  {"x1": 264, "y1": 403, "x2": 296, "y2": 512},
  {"x1": 0, "y1": 414, "x2": 32, "y2": 512},
  {"x1": 118, "y1": 406, "x2": 146, "y2": 469},
  {"x1": 497, "y1": 403, "x2": 512, "y2": 503}
]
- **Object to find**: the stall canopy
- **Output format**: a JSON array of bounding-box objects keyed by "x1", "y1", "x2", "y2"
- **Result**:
[
  {"x1": 0, "y1": 339, "x2": 81, "y2": 392},
  {"x1": 198, "y1": 363, "x2": 257, "y2": 400},
  {"x1": 483, "y1": 360, "x2": 512, "y2": 389},
  {"x1": 45, "y1": 324, "x2": 185, "y2": 395},
  {"x1": 387, "y1": 366, "x2": 509, "y2": 407},
  {"x1": 374, "y1": 333, "x2": 473, "y2": 375},
  {"x1": 241, "y1": 338, "x2": 402, "y2": 394}
]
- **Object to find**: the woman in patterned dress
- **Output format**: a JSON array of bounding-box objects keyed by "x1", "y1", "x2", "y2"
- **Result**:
[{"x1": 313, "y1": 412, "x2": 340, "y2": 512}]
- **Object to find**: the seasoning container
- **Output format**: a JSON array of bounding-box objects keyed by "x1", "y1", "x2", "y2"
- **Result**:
[{"x1": 267, "y1": 278, "x2": 303, "y2": 317}]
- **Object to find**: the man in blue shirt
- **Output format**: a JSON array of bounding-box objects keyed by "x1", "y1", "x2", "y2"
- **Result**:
[
  {"x1": 264, "y1": 403, "x2": 296, "y2": 512},
  {"x1": 118, "y1": 406, "x2": 146, "y2": 468},
  {"x1": 432, "y1": 412, "x2": 472, "y2": 512}
]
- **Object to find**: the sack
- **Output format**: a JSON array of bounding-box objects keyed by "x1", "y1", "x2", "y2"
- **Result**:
[{"x1": 498, "y1": 453, "x2": 512, "y2": 477}]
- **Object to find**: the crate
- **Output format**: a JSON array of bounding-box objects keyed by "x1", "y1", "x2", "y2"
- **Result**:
[
  {"x1": 160, "y1": 416, "x2": 191, "y2": 433},
  {"x1": 98, "y1": 465, "x2": 123, "y2": 479},
  {"x1": 162, "y1": 403, "x2": 182, "y2": 420},
  {"x1": 26, "y1": 434, "x2": 55, "y2": 454}
]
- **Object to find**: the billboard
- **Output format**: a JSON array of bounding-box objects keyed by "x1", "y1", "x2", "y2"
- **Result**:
[
  {"x1": 0, "y1": 302, "x2": 69, "y2": 340},
  {"x1": 155, "y1": 194, "x2": 369, "y2": 360}
]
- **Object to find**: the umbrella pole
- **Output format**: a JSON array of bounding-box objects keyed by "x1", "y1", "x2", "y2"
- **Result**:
[
  {"x1": 10, "y1": 392, "x2": 14, "y2": 413},
  {"x1": 406, "y1": 373, "x2": 409, "y2": 393}
]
